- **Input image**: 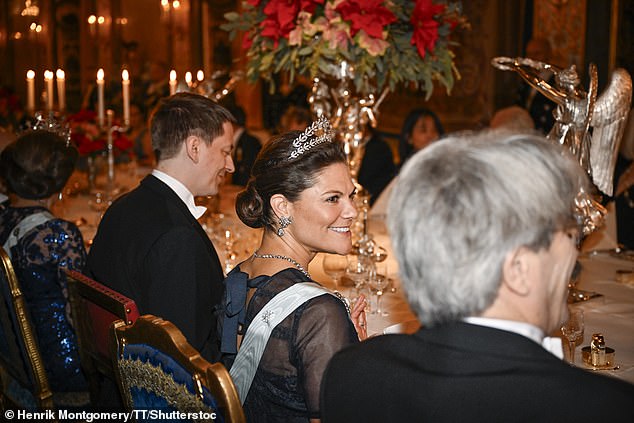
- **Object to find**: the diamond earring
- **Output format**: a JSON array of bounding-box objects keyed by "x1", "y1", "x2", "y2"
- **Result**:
[{"x1": 277, "y1": 216, "x2": 293, "y2": 237}]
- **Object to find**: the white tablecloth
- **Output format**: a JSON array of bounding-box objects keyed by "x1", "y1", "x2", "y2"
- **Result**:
[{"x1": 574, "y1": 252, "x2": 634, "y2": 383}]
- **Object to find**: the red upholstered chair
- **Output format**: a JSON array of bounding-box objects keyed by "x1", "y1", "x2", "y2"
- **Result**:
[{"x1": 65, "y1": 270, "x2": 139, "y2": 403}]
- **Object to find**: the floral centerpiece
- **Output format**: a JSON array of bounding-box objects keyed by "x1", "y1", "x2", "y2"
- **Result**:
[
  {"x1": 67, "y1": 110, "x2": 132, "y2": 157},
  {"x1": 223, "y1": 0, "x2": 468, "y2": 97}
]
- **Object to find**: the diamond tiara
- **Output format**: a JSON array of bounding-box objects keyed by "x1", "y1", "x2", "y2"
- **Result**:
[
  {"x1": 24, "y1": 112, "x2": 72, "y2": 146},
  {"x1": 288, "y1": 115, "x2": 335, "y2": 160}
]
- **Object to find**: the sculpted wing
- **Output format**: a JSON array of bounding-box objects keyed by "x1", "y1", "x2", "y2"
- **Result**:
[{"x1": 590, "y1": 68, "x2": 633, "y2": 196}]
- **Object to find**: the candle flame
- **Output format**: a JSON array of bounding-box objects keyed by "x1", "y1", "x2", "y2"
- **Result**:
[
  {"x1": 197, "y1": 70, "x2": 204, "y2": 81},
  {"x1": 44, "y1": 70, "x2": 53, "y2": 80},
  {"x1": 170, "y1": 70, "x2": 177, "y2": 81},
  {"x1": 56, "y1": 69, "x2": 65, "y2": 79},
  {"x1": 26, "y1": 70, "x2": 35, "y2": 79},
  {"x1": 97, "y1": 68, "x2": 104, "y2": 81},
  {"x1": 122, "y1": 69, "x2": 129, "y2": 81},
  {"x1": 185, "y1": 72, "x2": 192, "y2": 84}
]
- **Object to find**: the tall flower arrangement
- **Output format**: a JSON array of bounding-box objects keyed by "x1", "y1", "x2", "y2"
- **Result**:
[
  {"x1": 223, "y1": 0, "x2": 467, "y2": 97},
  {"x1": 67, "y1": 110, "x2": 132, "y2": 158}
]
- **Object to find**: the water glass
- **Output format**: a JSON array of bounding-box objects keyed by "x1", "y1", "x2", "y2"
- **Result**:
[
  {"x1": 368, "y1": 264, "x2": 390, "y2": 316},
  {"x1": 561, "y1": 309, "x2": 584, "y2": 365},
  {"x1": 322, "y1": 254, "x2": 348, "y2": 288}
]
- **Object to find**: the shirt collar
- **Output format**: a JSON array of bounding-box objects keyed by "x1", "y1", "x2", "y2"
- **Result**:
[
  {"x1": 151, "y1": 169, "x2": 207, "y2": 220},
  {"x1": 464, "y1": 316, "x2": 563, "y2": 359}
]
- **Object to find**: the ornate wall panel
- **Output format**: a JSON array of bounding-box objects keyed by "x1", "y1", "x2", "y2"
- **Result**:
[{"x1": 533, "y1": 0, "x2": 586, "y2": 69}]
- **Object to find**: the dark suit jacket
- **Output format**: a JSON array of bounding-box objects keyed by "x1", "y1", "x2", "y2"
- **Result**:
[
  {"x1": 86, "y1": 175, "x2": 224, "y2": 362},
  {"x1": 231, "y1": 130, "x2": 261, "y2": 186},
  {"x1": 321, "y1": 322, "x2": 634, "y2": 422}
]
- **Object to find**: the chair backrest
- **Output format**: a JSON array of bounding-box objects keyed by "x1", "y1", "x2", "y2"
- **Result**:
[
  {"x1": 0, "y1": 247, "x2": 53, "y2": 409},
  {"x1": 65, "y1": 269, "x2": 139, "y2": 400},
  {"x1": 113, "y1": 314, "x2": 245, "y2": 423}
]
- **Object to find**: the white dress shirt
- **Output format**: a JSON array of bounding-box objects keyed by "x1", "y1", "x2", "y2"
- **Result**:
[
  {"x1": 151, "y1": 169, "x2": 207, "y2": 219},
  {"x1": 464, "y1": 316, "x2": 564, "y2": 359}
]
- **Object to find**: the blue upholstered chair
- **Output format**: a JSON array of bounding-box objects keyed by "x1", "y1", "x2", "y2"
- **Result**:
[
  {"x1": 0, "y1": 247, "x2": 53, "y2": 410},
  {"x1": 65, "y1": 269, "x2": 140, "y2": 404},
  {"x1": 112, "y1": 314, "x2": 245, "y2": 423}
]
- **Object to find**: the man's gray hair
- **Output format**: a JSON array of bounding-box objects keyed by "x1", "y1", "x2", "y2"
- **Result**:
[{"x1": 387, "y1": 130, "x2": 588, "y2": 326}]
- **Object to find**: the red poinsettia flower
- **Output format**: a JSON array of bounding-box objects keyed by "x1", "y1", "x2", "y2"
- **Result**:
[
  {"x1": 261, "y1": 0, "x2": 300, "y2": 43},
  {"x1": 336, "y1": 0, "x2": 396, "y2": 39},
  {"x1": 72, "y1": 132, "x2": 106, "y2": 156},
  {"x1": 242, "y1": 32, "x2": 254, "y2": 50},
  {"x1": 300, "y1": 0, "x2": 324, "y2": 14},
  {"x1": 69, "y1": 109, "x2": 98, "y2": 123},
  {"x1": 410, "y1": 0, "x2": 445, "y2": 58},
  {"x1": 113, "y1": 132, "x2": 133, "y2": 154}
]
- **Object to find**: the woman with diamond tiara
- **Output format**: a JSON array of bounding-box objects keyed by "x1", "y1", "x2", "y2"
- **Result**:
[{"x1": 220, "y1": 116, "x2": 367, "y2": 423}]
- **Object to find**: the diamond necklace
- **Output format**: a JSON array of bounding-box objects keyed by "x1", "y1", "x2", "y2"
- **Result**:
[{"x1": 253, "y1": 251, "x2": 311, "y2": 279}]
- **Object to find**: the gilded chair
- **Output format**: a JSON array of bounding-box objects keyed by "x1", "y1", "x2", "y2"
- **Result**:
[
  {"x1": 65, "y1": 269, "x2": 139, "y2": 404},
  {"x1": 112, "y1": 314, "x2": 245, "y2": 423},
  {"x1": 0, "y1": 247, "x2": 53, "y2": 410}
]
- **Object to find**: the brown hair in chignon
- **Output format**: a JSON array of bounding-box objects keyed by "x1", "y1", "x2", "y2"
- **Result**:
[
  {"x1": 236, "y1": 130, "x2": 347, "y2": 231},
  {"x1": 0, "y1": 130, "x2": 78, "y2": 200}
]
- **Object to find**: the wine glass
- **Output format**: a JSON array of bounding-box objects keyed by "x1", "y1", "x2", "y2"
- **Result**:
[
  {"x1": 322, "y1": 254, "x2": 348, "y2": 288},
  {"x1": 561, "y1": 309, "x2": 584, "y2": 365},
  {"x1": 345, "y1": 255, "x2": 371, "y2": 299},
  {"x1": 368, "y1": 264, "x2": 390, "y2": 316}
]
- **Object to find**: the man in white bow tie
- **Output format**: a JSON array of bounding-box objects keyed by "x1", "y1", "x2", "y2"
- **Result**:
[
  {"x1": 88, "y1": 93, "x2": 235, "y2": 365},
  {"x1": 322, "y1": 130, "x2": 634, "y2": 422}
]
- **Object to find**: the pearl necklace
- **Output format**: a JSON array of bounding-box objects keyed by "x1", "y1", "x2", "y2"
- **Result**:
[{"x1": 253, "y1": 251, "x2": 311, "y2": 279}]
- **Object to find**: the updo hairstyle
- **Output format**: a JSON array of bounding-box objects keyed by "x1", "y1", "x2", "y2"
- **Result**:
[
  {"x1": 236, "y1": 130, "x2": 347, "y2": 231},
  {"x1": 0, "y1": 130, "x2": 78, "y2": 200}
]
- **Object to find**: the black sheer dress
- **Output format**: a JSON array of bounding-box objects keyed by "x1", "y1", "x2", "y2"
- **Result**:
[{"x1": 222, "y1": 266, "x2": 358, "y2": 422}]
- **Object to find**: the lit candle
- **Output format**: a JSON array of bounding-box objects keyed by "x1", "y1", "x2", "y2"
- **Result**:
[
  {"x1": 185, "y1": 71, "x2": 192, "y2": 88},
  {"x1": 56, "y1": 69, "x2": 65, "y2": 112},
  {"x1": 169, "y1": 70, "x2": 177, "y2": 95},
  {"x1": 44, "y1": 70, "x2": 54, "y2": 112},
  {"x1": 26, "y1": 70, "x2": 35, "y2": 113},
  {"x1": 122, "y1": 69, "x2": 130, "y2": 126},
  {"x1": 97, "y1": 68, "x2": 105, "y2": 127},
  {"x1": 197, "y1": 70, "x2": 204, "y2": 82}
]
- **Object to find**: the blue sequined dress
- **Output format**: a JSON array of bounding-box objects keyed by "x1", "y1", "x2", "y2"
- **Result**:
[{"x1": 0, "y1": 205, "x2": 88, "y2": 392}]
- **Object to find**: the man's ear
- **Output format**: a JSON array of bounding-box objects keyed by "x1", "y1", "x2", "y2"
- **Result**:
[
  {"x1": 185, "y1": 135, "x2": 200, "y2": 163},
  {"x1": 270, "y1": 193, "x2": 289, "y2": 219},
  {"x1": 501, "y1": 247, "x2": 532, "y2": 296}
]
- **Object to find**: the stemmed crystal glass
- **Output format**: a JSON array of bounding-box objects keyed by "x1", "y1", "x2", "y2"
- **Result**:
[
  {"x1": 561, "y1": 309, "x2": 584, "y2": 365},
  {"x1": 345, "y1": 254, "x2": 372, "y2": 300},
  {"x1": 322, "y1": 254, "x2": 348, "y2": 289},
  {"x1": 368, "y1": 265, "x2": 390, "y2": 316}
]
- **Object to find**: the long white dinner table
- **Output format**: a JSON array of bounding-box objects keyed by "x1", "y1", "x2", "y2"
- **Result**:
[{"x1": 58, "y1": 171, "x2": 634, "y2": 385}]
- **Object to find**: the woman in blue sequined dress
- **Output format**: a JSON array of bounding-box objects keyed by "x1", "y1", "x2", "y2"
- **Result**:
[{"x1": 0, "y1": 130, "x2": 87, "y2": 393}]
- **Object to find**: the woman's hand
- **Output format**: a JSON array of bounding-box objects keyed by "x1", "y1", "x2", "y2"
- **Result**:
[{"x1": 350, "y1": 294, "x2": 368, "y2": 340}]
